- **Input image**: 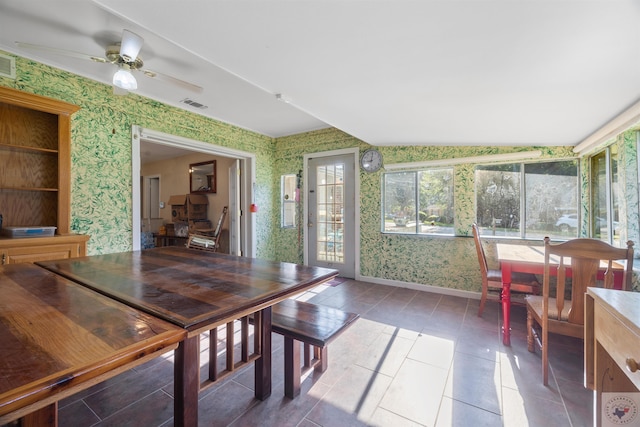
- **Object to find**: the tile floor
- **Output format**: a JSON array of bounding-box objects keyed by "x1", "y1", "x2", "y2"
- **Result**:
[{"x1": 9, "y1": 279, "x2": 593, "y2": 426}]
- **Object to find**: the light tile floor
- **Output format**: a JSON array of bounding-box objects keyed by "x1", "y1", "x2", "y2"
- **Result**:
[{"x1": 8, "y1": 279, "x2": 593, "y2": 426}]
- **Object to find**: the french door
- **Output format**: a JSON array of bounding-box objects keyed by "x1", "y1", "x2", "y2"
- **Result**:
[{"x1": 307, "y1": 153, "x2": 356, "y2": 278}]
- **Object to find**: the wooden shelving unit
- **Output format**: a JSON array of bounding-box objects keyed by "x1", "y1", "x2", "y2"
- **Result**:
[{"x1": 0, "y1": 86, "x2": 89, "y2": 264}]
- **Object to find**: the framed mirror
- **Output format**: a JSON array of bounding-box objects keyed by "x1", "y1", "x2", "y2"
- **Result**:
[{"x1": 190, "y1": 160, "x2": 216, "y2": 193}]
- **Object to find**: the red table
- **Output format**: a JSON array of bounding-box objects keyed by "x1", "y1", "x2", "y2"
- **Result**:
[{"x1": 496, "y1": 243, "x2": 625, "y2": 346}]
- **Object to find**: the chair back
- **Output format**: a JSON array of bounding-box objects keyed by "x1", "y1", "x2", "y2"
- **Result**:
[
  {"x1": 542, "y1": 237, "x2": 634, "y2": 325},
  {"x1": 213, "y1": 206, "x2": 228, "y2": 238},
  {"x1": 472, "y1": 223, "x2": 489, "y2": 280}
]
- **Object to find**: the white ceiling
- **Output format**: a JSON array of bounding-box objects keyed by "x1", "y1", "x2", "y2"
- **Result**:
[{"x1": 1, "y1": 0, "x2": 640, "y2": 148}]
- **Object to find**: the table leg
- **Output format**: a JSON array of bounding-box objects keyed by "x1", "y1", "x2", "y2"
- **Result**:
[
  {"x1": 22, "y1": 402, "x2": 57, "y2": 426},
  {"x1": 174, "y1": 335, "x2": 199, "y2": 427},
  {"x1": 502, "y1": 282, "x2": 512, "y2": 346},
  {"x1": 255, "y1": 306, "x2": 272, "y2": 400},
  {"x1": 501, "y1": 262, "x2": 513, "y2": 346}
]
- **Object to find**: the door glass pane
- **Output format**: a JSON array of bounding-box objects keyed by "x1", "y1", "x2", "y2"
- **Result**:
[{"x1": 316, "y1": 163, "x2": 344, "y2": 263}]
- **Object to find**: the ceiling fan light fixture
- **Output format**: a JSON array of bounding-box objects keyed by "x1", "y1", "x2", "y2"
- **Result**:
[{"x1": 113, "y1": 68, "x2": 137, "y2": 90}]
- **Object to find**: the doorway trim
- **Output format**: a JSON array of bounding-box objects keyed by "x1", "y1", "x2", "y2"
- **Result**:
[
  {"x1": 303, "y1": 147, "x2": 360, "y2": 278},
  {"x1": 131, "y1": 125, "x2": 256, "y2": 257}
]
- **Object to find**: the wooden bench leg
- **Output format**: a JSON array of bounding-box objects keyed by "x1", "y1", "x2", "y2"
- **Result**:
[
  {"x1": 315, "y1": 346, "x2": 328, "y2": 373},
  {"x1": 303, "y1": 343, "x2": 312, "y2": 368},
  {"x1": 283, "y1": 336, "x2": 301, "y2": 398}
]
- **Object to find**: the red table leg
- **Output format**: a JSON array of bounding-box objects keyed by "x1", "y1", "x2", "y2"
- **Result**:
[{"x1": 501, "y1": 262, "x2": 513, "y2": 346}]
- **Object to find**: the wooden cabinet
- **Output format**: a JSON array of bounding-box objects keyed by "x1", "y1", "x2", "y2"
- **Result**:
[
  {"x1": 585, "y1": 287, "x2": 640, "y2": 426},
  {"x1": 0, "y1": 234, "x2": 89, "y2": 264},
  {"x1": 0, "y1": 87, "x2": 88, "y2": 262}
]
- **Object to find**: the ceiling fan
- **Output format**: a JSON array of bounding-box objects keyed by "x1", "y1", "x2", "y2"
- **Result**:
[{"x1": 16, "y1": 29, "x2": 203, "y2": 95}]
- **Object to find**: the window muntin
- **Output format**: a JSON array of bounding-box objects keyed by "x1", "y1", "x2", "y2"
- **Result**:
[
  {"x1": 475, "y1": 160, "x2": 578, "y2": 239},
  {"x1": 281, "y1": 174, "x2": 297, "y2": 228},
  {"x1": 383, "y1": 168, "x2": 454, "y2": 235}
]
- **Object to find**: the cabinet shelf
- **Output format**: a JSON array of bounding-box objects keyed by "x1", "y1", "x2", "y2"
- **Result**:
[
  {"x1": 0, "y1": 142, "x2": 58, "y2": 155},
  {"x1": 0, "y1": 186, "x2": 59, "y2": 192}
]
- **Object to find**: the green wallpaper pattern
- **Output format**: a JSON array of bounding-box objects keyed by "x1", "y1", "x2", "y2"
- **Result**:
[
  {"x1": 2, "y1": 51, "x2": 639, "y2": 293},
  {"x1": 1, "y1": 52, "x2": 275, "y2": 258},
  {"x1": 273, "y1": 132, "x2": 585, "y2": 291}
]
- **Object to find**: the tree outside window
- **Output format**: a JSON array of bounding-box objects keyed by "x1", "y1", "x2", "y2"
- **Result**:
[
  {"x1": 475, "y1": 160, "x2": 578, "y2": 238},
  {"x1": 383, "y1": 168, "x2": 454, "y2": 235}
]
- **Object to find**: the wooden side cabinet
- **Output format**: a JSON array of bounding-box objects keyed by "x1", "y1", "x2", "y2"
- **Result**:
[
  {"x1": 0, "y1": 87, "x2": 89, "y2": 261},
  {"x1": 0, "y1": 235, "x2": 89, "y2": 265},
  {"x1": 585, "y1": 287, "x2": 640, "y2": 427}
]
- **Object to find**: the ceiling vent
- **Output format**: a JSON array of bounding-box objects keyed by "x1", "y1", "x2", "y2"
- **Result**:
[
  {"x1": 180, "y1": 98, "x2": 208, "y2": 110},
  {"x1": 0, "y1": 53, "x2": 16, "y2": 79}
]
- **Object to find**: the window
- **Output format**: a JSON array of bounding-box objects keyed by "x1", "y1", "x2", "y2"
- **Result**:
[
  {"x1": 475, "y1": 160, "x2": 578, "y2": 239},
  {"x1": 383, "y1": 168, "x2": 454, "y2": 235},
  {"x1": 281, "y1": 174, "x2": 297, "y2": 228},
  {"x1": 590, "y1": 145, "x2": 620, "y2": 245}
]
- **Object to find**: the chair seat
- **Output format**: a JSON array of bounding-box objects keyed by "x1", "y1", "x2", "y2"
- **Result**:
[{"x1": 525, "y1": 295, "x2": 571, "y2": 321}]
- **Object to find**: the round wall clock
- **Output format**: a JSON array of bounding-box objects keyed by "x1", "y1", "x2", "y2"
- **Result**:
[{"x1": 360, "y1": 149, "x2": 383, "y2": 173}]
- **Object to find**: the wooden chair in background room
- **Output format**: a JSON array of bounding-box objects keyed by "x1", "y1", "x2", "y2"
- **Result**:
[
  {"x1": 525, "y1": 237, "x2": 634, "y2": 385},
  {"x1": 186, "y1": 206, "x2": 228, "y2": 253},
  {"x1": 473, "y1": 223, "x2": 541, "y2": 317}
]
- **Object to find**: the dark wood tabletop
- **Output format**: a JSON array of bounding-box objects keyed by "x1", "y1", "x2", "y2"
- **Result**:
[
  {"x1": 37, "y1": 247, "x2": 338, "y2": 333},
  {"x1": 0, "y1": 263, "x2": 185, "y2": 426},
  {"x1": 37, "y1": 247, "x2": 338, "y2": 427}
]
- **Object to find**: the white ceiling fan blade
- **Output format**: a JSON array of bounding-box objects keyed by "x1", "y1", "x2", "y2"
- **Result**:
[
  {"x1": 15, "y1": 42, "x2": 107, "y2": 63},
  {"x1": 141, "y1": 68, "x2": 203, "y2": 94},
  {"x1": 119, "y1": 30, "x2": 143, "y2": 62}
]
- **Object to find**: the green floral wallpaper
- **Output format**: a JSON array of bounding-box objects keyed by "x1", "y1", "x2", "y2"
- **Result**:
[
  {"x1": 2, "y1": 50, "x2": 639, "y2": 294},
  {"x1": 272, "y1": 134, "x2": 584, "y2": 291},
  {"x1": 0, "y1": 52, "x2": 275, "y2": 259}
]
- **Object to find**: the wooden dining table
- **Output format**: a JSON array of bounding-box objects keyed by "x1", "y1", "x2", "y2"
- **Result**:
[
  {"x1": 0, "y1": 263, "x2": 186, "y2": 426},
  {"x1": 37, "y1": 247, "x2": 338, "y2": 427},
  {"x1": 496, "y1": 243, "x2": 626, "y2": 346}
]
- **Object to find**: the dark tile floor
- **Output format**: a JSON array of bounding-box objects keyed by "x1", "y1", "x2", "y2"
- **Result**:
[{"x1": 11, "y1": 279, "x2": 593, "y2": 426}]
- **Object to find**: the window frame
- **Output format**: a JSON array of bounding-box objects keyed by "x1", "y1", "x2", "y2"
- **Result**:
[
  {"x1": 280, "y1": 174, "x2": 297, "y2": 229},
  {"x1": 381, "y1": 167, "x2": 455, "y2": 236},
  {"x1": 590, "y1": 145, "x2": 620, "y2": 246},
  {"x1": 474, "y1": 158, "x2": 580, "y2": 240}
]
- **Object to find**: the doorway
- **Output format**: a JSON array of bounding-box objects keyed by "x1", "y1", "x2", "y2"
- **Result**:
[
  {"x1": 131, "y1": 126, "x2": 257, "y2": 257},
  {"x1": 304, "y1": 149, "x2": 359, "y2": 278}
]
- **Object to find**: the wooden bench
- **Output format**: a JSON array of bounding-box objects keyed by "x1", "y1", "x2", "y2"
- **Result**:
[{"x1": 270, "y1": 299, "x2": 360, "y2": 398}]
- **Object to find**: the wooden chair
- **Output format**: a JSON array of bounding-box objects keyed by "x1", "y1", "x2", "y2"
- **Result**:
[
  {"x1": 186, "y1": 206, "x2": 228, "y2": 253},
  {"x1": 525, "y1": 237, "x2": 634, "y2": 385},
  {"x1": 473, "y1": 223, "x2": 540, "y2": 316}
]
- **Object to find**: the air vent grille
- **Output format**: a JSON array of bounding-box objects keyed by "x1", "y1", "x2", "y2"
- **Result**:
[
  {"x1": 180, "y1": 98, "x2": 208, "y2": 110},
  {"x1": 0, "y1": 54, "x2": 16, "y2": 79}
]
